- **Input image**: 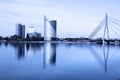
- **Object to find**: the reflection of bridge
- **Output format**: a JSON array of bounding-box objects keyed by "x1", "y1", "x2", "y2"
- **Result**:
[
  {"x1": 89, "y1": 13, "x2": 120, "y2": 40},
  {"x1": 88, "y1": 44, "x2": 109, "y2": 76}
]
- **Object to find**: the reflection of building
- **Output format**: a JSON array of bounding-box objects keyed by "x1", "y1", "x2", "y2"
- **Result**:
[
  {"x1": 44, "y1": 16, "x2": 57, "y2": 40},
  {"x1": 15, "y1": 44, "x2": 25, "y2": 60},
  {"x1": 16, "y1": 24, "x2": 25, "y2": 38},
  {"x1": 26, "y1": 43, "x2": 43, "y2": 51},
  {"x1": 44, "y1": 42, "x2": 56, "y2": 68}
]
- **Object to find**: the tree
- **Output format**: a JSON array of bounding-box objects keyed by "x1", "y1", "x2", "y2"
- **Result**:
[
  {"x1": 26, "y1": 34, "x2": 30, "y2": 41},
  {"x1": 0, "y1": 36, "x2": 3, "y2": 40}
]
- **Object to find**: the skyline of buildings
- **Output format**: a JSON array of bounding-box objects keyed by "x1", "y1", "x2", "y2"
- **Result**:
[
  {"x1": 15, "y1": 17, "x2": 57, "y2": 40},
  {"x1": 0, "y1": 0, "x2": 120, "y2": 38}
]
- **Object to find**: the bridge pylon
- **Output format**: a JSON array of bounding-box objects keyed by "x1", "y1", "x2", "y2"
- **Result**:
[{"x1": 89, "y1": 13, "x2": 110, "y2": 41}]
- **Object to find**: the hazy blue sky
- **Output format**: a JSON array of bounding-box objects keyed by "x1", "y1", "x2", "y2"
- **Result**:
[{"x1": 0, "y1": 0, "x2": 120, "y2": 38}]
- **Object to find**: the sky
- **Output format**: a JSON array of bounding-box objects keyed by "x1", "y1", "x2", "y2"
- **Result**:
[{"x1": 0, "y1": 0, "x2": 120, "y2": 38}]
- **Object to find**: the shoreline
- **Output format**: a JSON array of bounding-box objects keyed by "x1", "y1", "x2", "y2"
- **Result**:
[{"x1": 0, "y1": 40, "x2": 120, "y2": 46}]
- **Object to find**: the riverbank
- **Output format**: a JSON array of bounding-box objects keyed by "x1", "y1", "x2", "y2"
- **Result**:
[{"x1": 1, "y1": 39, "x2": 120, "y2": 46}]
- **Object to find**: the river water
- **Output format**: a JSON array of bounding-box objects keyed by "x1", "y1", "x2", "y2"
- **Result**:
[{"x1": 0, "y1": 42, "x2": 120, "y2": 80}]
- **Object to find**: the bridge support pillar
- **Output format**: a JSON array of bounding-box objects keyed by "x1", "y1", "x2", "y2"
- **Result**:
[{"x1": 103, "y1": 13, "x2": 109, "y2": 43}]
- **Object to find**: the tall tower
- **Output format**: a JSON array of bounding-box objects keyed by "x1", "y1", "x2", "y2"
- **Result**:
[
  {"x1": 16, "y1": 24, "x2": 25, "y2": 38},
  {"x1": 103, "y1": 13, "x2": 109, "y2": 41},
  {"x1": 44, "y1": 16, "x2": 57, "y2": 40}
]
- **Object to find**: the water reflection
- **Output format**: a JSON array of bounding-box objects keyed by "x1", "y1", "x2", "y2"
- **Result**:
[
  {"x1": 6, "y1": 43, "x2": 25, "y2": 60},
  {"x1": 15, "y1": 43, "x2": 25, "y2": 60},
  {"x1": 1, "y1": 42, "x2": 120, "y2": 80},
  {"x1": 0, "y1": 42, "x2": 2, "y2": 47},
  {"x1": 4, "y1": 42, "x2": 8, "y2": 46},
  {"x1": 11, "y1": 42, "x2": 110, "y2": 75},
  {"x1": 103, "y1": 45, "x2": 109, "y2": 75},
  {"x1": 2, "y1": 42, "x2": 56, "y2": 67},
  {"x1": 0, "y1": 42, "x2": 9, "y2": 47},
  {"x1": 88, "y1": 44, "x2": 109, "y2": 75},
  {"x1": 26, "y1": 43, "x2": 43, "y2": 52},
  {"x1": 4, "y1": 42, "x2": 43, "y2": 60},
  {"x1": 26, "y1": 43, "x2": 30, "y2": 51},
  {"x1": 43, "y1": 42, "x2": 56, "y2": 68}
]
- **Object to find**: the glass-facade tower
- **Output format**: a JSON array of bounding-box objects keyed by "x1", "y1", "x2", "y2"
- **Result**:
[{"x1": 16, "y1": 24, "x2": 25, "y2": 38}]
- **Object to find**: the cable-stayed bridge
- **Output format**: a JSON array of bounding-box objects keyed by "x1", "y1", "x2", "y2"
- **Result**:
[{"x1": 89, "y1": 14, "x2": 120, "y2": 40}]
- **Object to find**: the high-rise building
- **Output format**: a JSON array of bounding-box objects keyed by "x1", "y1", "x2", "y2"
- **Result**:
[
  {"x1": 16, "y1": 24, "x2": 25, "y2": 38},
  {"x1": 44, "y1": 16, "x2": 57, "y2": 40}
]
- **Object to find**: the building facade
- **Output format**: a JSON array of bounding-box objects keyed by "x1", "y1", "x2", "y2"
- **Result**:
[
  {"x1": 16, "y1": 24, "x2": 25, "y2": 38},
  {"x1": 44, "y1": 17, "x2": 57, "y2": 40},
  {"x1": 27, "y1": 32, "x2": 41, "y2": 39},
  {"x1": 50, "y1": 20, "x2": 57, "y2": 38}
]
